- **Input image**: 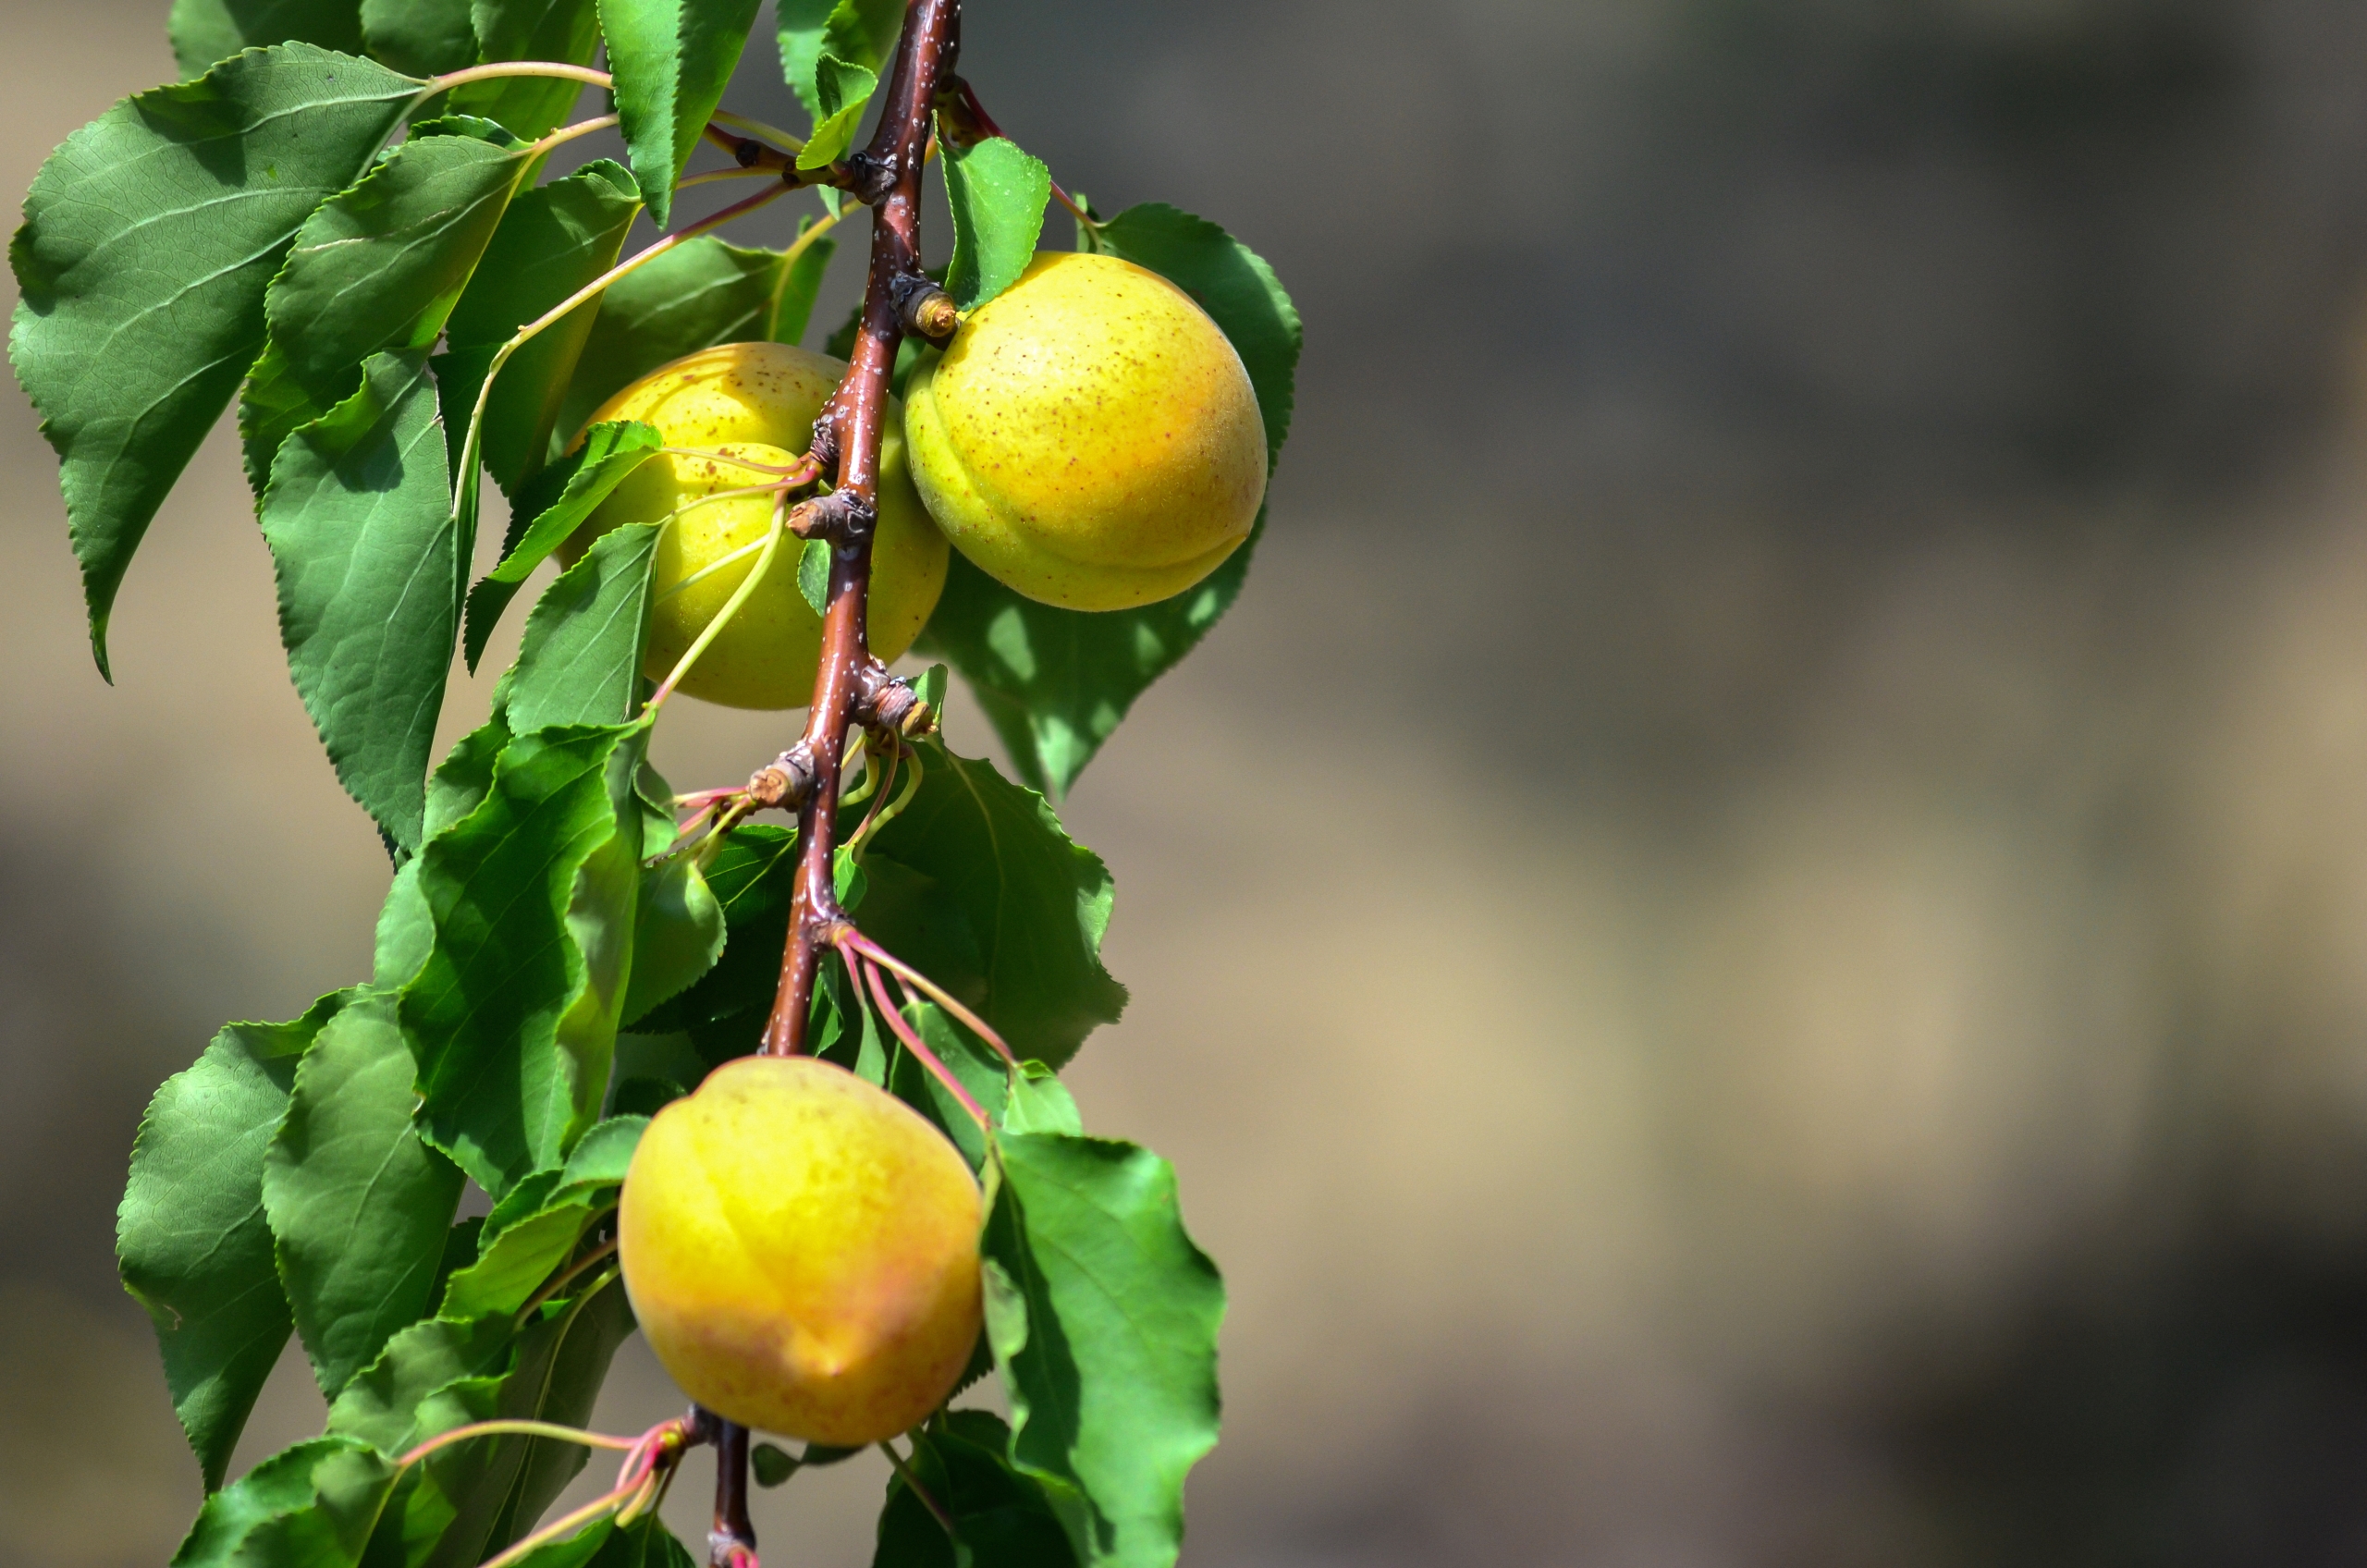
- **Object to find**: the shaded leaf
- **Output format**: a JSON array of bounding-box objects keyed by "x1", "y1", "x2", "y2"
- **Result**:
[
  {"x1": 438, "y1": 157, "x2": 643, "y2": 500},
  {"x1": 599, "y1": 0, "x2": 764, "y2": 228},
  {"x1": 169, "y1": 0, "x2": 365, "y2": 79},
  {"x1": 402, "y1": 723, "x2": 644, "y2": 1194},
  {"x1": 464, "y1": 420, "x2": 662, "y2": 668},
  {"x1": 555, "y1": 238, "x2": 825, "y2": 440},
  {"x1": 874, "y1": 1411, "x2": 1078, "y2": 1568},
  {"x1": 587, "y1": 1518, "x2": 700, "y2": 1568},
  {"x1": 914, "y1": 208, "x2": 1298, "y2": 797},
  {"x1": 259, "y1": 349, "x2": 458, "y2": 854},
  {"x1": 448, "y1": 0, "x2": 603, "y2": 140},
  {"x1": 8, "y1": 43, "x2": 417, "y2": 677},
  {"x1": 863, "y1": 742, "x2": 1125, "y2": 1068},
  {"x1": 770, "y1": 214, "x2": 840, "y2": 346},
  {"x1": 983, "y1": 1134, "x2": 1224, "y2": 1568},
  {"x1": 120, "y1": 996, "x2": 345, "y2": 1490},
  {"x1": 497, "y1": 521, "x2": 660, "y2": 731},
  {"x1": 264, "y1": 989, "x2": 466, "y2": 1399},
  {"x1": 940, "y1": 137, "x2": 1049, "y2": 312},
  {"x1": 362, "y1": 0, "x2": 478, "y2": 76}
]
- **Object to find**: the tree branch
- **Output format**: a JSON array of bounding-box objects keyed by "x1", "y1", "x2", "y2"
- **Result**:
[{"x1": 760, "y1": 0, "x2": 962, "y2": 1058}]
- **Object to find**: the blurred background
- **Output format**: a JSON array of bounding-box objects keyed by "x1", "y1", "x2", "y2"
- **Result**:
[{"x1": 11, "y1": 0, "x2": 2367, "y2": 1562}]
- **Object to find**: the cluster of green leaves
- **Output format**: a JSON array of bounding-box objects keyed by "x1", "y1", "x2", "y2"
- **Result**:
[{"x1": 15, "y1": 3, "x2": 1298, "y2": 1566}]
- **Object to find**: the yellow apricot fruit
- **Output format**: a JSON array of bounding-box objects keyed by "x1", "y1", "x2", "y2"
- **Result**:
[
  {"x1": 901, "y1": 251, "x2": 1267, "y2": 611},
  {"x1": 566, "y1": 342, "x2": 948, "y2": 708},
  {"x1": 618, "y1": 1056, "x2": 984, "y2": 1446}
]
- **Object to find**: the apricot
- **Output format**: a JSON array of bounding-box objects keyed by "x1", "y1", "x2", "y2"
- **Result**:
[
  {"x1": 567, "y1": 342, "x2": 948, "y2": 708},
  {"x1": 617, "y1": 1057, "x2": 983, "y2": 1445},
  {"x1": 901, "y1": 251, "x2": 1267, "y2": 611}
]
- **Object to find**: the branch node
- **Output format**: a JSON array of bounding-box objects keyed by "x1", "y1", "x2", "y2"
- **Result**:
[
  {"x1": 789, "y1": 488, "x2": 876, "y2": 545},
  {"x1": 747, "y1": 745, "x2": 817, "y2": 812},
  {"x1": 852, "y1": 660, "x2": 938, "y2": 741},
  {"x1": 896, "y1": 277, "x2": 960, "y2": 343},
  {"x1": 842, "y1": 151, "x2": 900, "y2": 204}
]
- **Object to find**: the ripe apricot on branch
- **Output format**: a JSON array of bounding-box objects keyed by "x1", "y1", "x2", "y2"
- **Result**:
[
  {"x1": 567, "y1": 342, "x2": 949, "y2": 708},
  {"x1": 618, "y1": 1057, "x2": 984, "y2": 1446},
  {"x1": 901, "y1": 251, "x2": 1267, "y2": 611}
]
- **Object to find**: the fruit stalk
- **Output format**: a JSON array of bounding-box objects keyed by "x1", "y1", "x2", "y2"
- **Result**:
[{"x1": 760, "y1": 0, "x2": 962, "y2": 1059}]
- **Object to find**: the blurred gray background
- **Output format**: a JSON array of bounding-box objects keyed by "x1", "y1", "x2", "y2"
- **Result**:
[{"x1": 11, "y1": 0, "x2": 2367, "y2": 1562}]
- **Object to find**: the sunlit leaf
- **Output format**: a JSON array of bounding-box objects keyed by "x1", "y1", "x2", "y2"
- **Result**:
[
  {"x1": 599, "y1": 0, "x2": 764, "y2": 228},
  {"x1": 402, "y1": 723, "x2": 644, "y2": 1194},
  {"x1": 497, "y1": 521, "x2": 660, "y2": 732},
  {"x1": 940, "y1": 137, "x2": 1049, "y2": 312},
  {"x1": 437, "y1": 157, "x2": 643, "y2": 501},
  {"x1": 465, "y1": 418, "x2": 662, "y2": 668},
  {"x1": 120, "y1": 997, "x2": 345, "y2": 1490},
  {"x1": 264, "y1": 989, "x2": 466, "y2": 1399},
  {"x1": 259, "y1": 349, "x2": 458, "y2": 854},
  {"x1": 796, "y1": 53, "x2": 877, "y2": 171},
  {"x1": 8, "y1": 43, "x2": 417, "y2": 677},
  {"x1": 983, "y1": 1134, "x2": 1223, "y2": 1568}
]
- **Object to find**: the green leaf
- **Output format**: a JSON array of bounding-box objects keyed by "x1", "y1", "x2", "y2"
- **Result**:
[
  {"x1": 259, "y1": 349, "x2": 458, "y2": 855},
  {"x1": 402, "y1": 724, "x2": 644, "y2": 1194},
  {"x1": 587, "y1": 1517, "x2": 700, "y2": 1568},
  {"x1": 797, "y1": 536, "x2": 833, "y2": 616},
  {"x1": 239, "y1": 341, "x2": 335, "y2": 499},
  {"x1": 464, "y1": 418, "x2": 663, "y2": 668},
  {"x1": 440, "y1": 1205, "x2": 596, "y2": 1321},
  {"x1": 326, "y1": 1312, "x2": 516, "y2": 1455},
  {"x1": 265, "y1": 130, "x2": 529, "y2": 411},
  {"x1": 497, "y1": 522, "x2": 661, "y2": 732},
  {"x1": 120, "y1": 998, "x2": 344, "y2": 1490},
  {"x1": 1002, "y1": 1063, "x2": 1082, "y2": 1137},
  {"x1": 883, "y1": 999, "x2": 1005, "y2": 1170},
  {"x1": 863, "y1": 743, "x2": 1125, "y2": 1068},
  {"x1": 169, "y1": 1435, "x2": 390, "y2": 1568},
  {"x1": 752, "y1": 1442, "x2": 798, "y2": 1488},
  {"x1": 264, "y1": 989, "x2": 467, "y2": 1399},
  {"x1": 599, "y1": 0, "x2": 764, "y2": 228},
  {"x1": 484, "y1": 1280, "x2": 637, "y2": 1555},
  {"x1": 623, "y1": 853, "x2": 726, "y2": 1025},
  {"x1": 8, "y1": 44, "x2": 418, "y2": 678},
  {"x1": 769, "y1": 214, "x2": 840, "y2": 346},
  {"x1": 448, "y1": 0, "x2": 604, "y2": 141},
  {"x1": 777, "y1": 0, "x2": 900, "y2": 122},
  {"x1": 914, "y1": 537, "x2": 1255, "y2": 801},
  {"x1": 940, "y1": 138, "x2": 1049, "y2": 312},
  {"x1": 362, "y1": 0, "x2": 478, "y2": 75},
  {"x1": 982, "y1": 1134, "x2": 1223, "y2": 1568},
  {"x1": 555, "y1": 238, "x2": 822, "y2": 440},
  {"x1": 797, "y1": 53, "x2": 877, "y2": 171},
  {"x1": 628, "y1": 824, "x2": 799, "y2": 1058},
  {"x1": 559, "y1": 1114, "x2": 648, "y2": 1187},
  {"x1": 438, "y1": 158, "x2": 644, "y2": 498},
  {"x1": 875, "y1": 1411, "x2": 1079, "y2": 1568},
  {"x1": 914, "y1": 208, "x2": 1299, "y2": 798},
  {"x1": 169, "y1": 0, "x2": 365, "y2": 79}
]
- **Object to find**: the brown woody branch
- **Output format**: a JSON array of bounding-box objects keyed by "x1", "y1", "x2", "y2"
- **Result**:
[{"x1": 754, "y1": 5, "x2": 960, "y2": 1043}]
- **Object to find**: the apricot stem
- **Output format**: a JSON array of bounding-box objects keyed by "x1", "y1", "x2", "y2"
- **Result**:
[
  {"x1": 854, "y1": 953, "x2": 990, "y2": 1128},
  {"x1": 396, "y1": 1420, "x2": 637, "y2": 1470},
  {"x1": 646, "y1": 491, "x2": 790, "y2": 709},
  {"x1": 839, "y1": 927, "x2": 1015, "y2": 1068}
]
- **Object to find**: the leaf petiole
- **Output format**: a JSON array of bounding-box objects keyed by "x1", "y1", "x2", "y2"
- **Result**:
[{"x1": 645, "y1": 489, "x2": 791, "y2": 708}]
